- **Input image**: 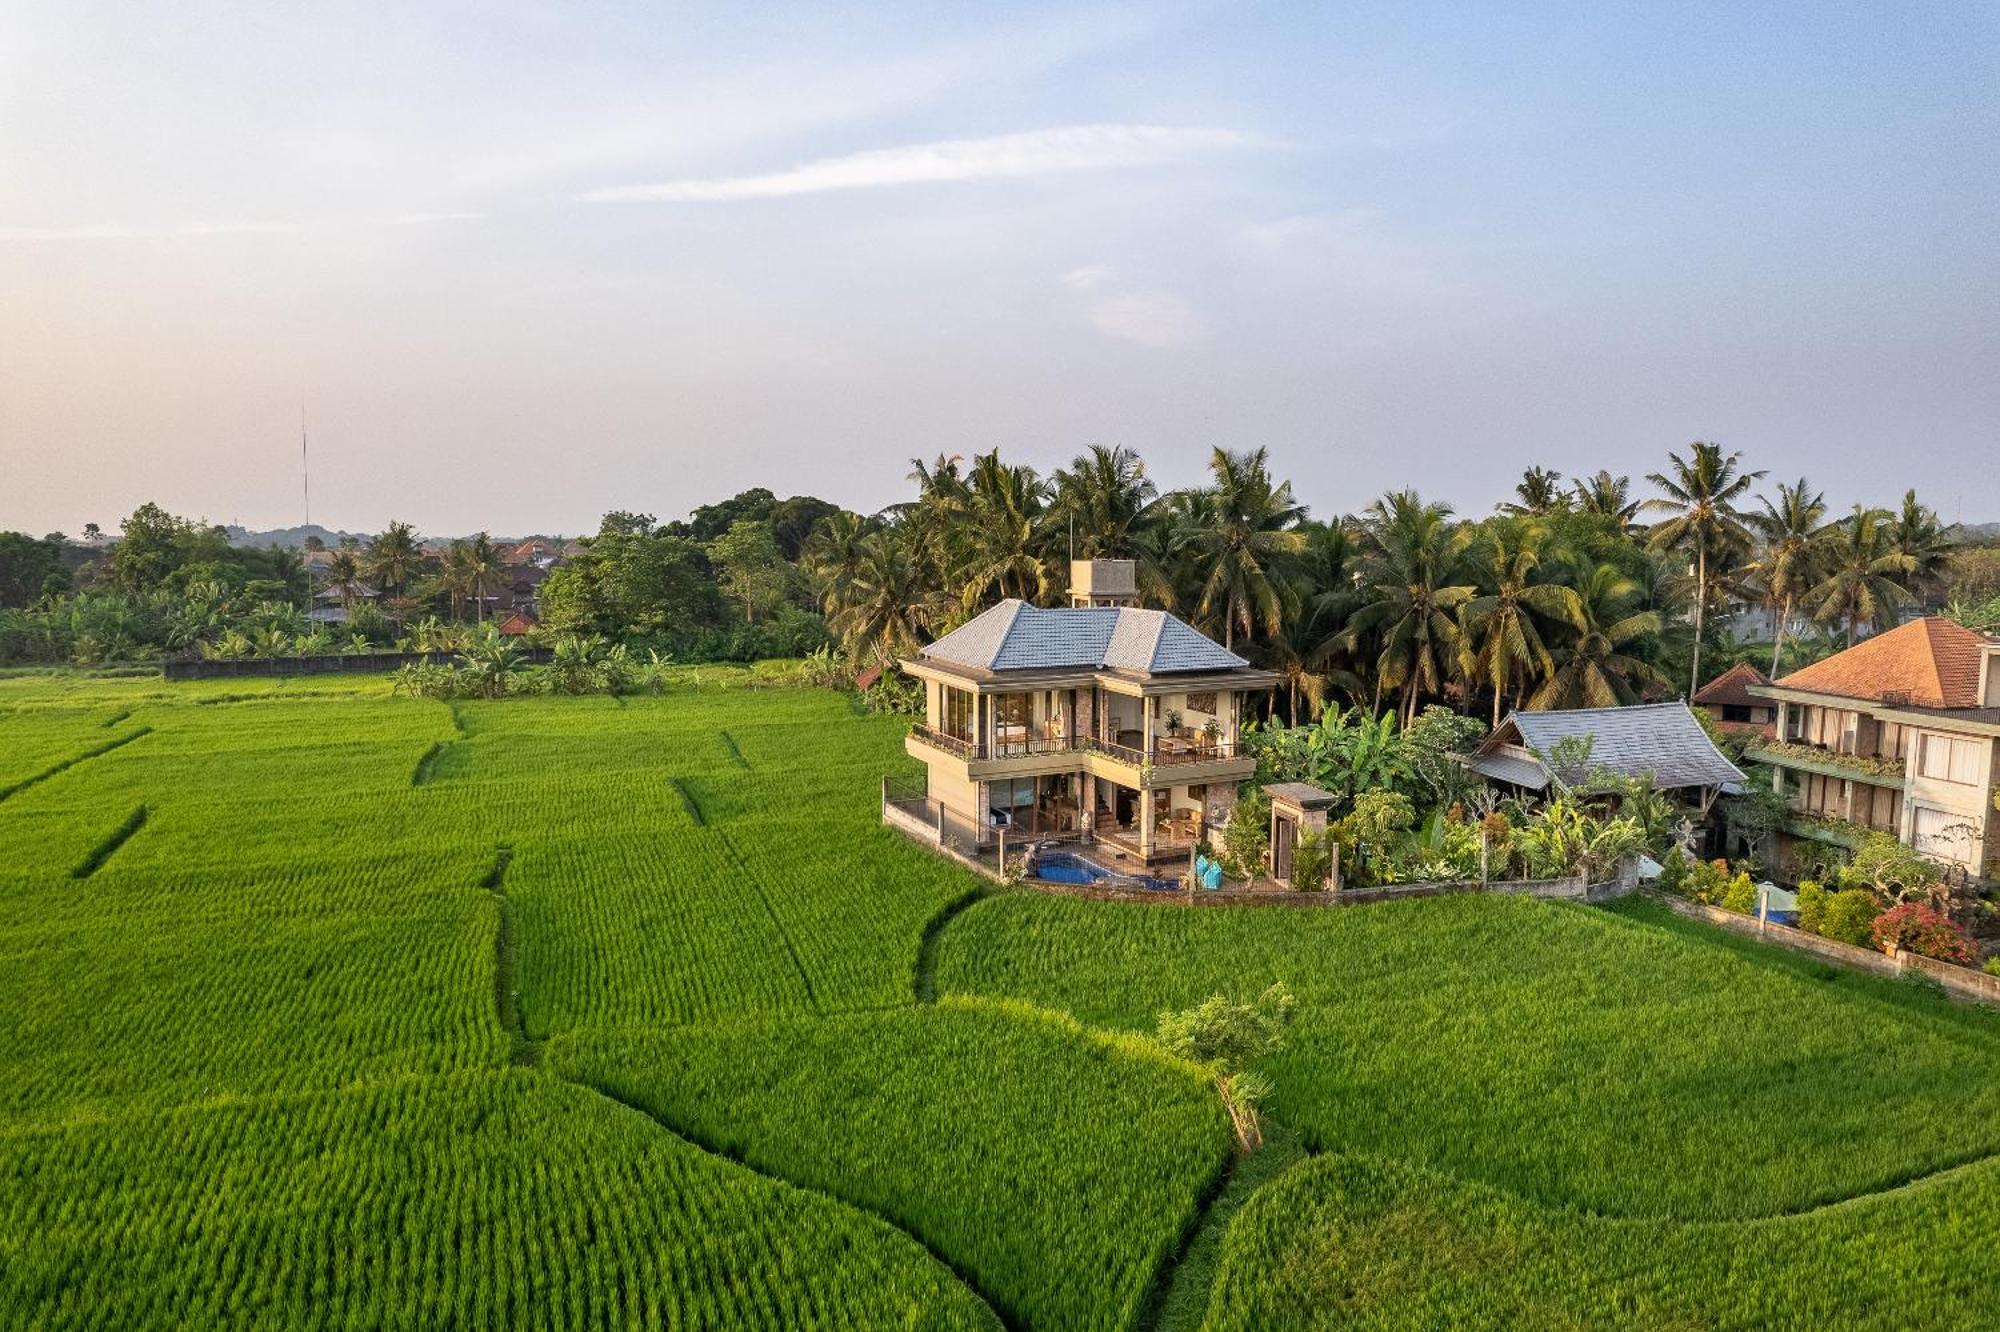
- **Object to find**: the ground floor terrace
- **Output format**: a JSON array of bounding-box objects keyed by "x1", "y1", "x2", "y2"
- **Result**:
[{"x1": 886, "y1": 766, "x2": 1233, "y2": 867}]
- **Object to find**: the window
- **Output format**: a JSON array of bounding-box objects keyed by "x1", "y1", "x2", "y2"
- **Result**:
[
  {"x1": 995, "y1": 694, "x2": 1032, "y2": 728},
  {"x1": 1918, "y1": 733, "x2": 1987, "y2": 786},
  {"x1": 941, "y1": 687, "x2": 976, "y2": 742},
  {"x1": 1912, "y1": 806, "x2": 1974, "y2": 860},
  {"x1": 1722, "y1": 705, "x2": 1752, "y2": 723}
]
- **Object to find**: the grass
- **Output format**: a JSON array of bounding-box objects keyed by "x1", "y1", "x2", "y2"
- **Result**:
[
  {"x1": 553, "y1": 997, "x2": 1232, "y2": 1332},
  {"x1": 5, "y1": 667, "x2": 2000, "y2": 1329},
  {"x1": 935, "y1": 892, "x2": 2000, "y2": 1221},
  {"x1": 1201, "y1": 1151, "x2": 2000, "y2": 1331}
]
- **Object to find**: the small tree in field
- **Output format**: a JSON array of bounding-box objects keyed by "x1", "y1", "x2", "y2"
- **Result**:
[{"x1": 1156, "y1": 982, "x2": 1296, "y2": 1149}]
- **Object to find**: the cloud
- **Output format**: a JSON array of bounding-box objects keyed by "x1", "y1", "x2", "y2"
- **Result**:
[
  {"x1": 0, "y1": 213, "x2": 483, "y2": 242},
  {"x1": 578, "y1": 124, "x2": 1258, "y2": 203},
  {"x1": 1060, "y1": 266, "x2": 1206, "y2": 348}
]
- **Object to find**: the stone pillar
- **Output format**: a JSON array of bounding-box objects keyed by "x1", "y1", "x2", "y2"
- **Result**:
[{"x1": 1139, "y1": 784, "x2": 1156, "y2": 857}]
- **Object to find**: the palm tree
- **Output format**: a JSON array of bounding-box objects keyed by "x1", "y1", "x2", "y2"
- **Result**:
[
  {"x1": 1806, "y1": 506, "x2": 1912, "y2": 644},
  {"x1": 326, "y1": 550, "x2": 360, "y2": 608},
  {"x1": 1458, "y1": 522, "x2": 1583, "y2": 726},
  {"x1": 1048, "y1": 445, "x2": 1158, "y2": 559},
  {"x1": 1746, "y1": 477, "x2": 1827, "y2": 677},
  {"x1": 896, "y1": 453, "x2": 972, "y2": 594},
  {"x1": 826, "y1": 529, "x2": 944, "y2": 666},
  {"x1": 1889, "y1": 490, "x2": 1952, "y2": 606},
  {"x1": 1191, "y1": 447, "x2": 1306, "y2": 650},
  {"x1": 1344, "y1": 490, "x2": 1475, "y2": 725},
  {"x1": 441, "y1": 541, "x2": 474, "y2": 621},
  {"x1": 1570, "y1": 470, "x2": 1640, "y2": 529},
  {"x1": 957, "y1": 450, "x2": 1052, "y2": 610},
  {"x1": 1532, "y1": 559, "x2": 1667, "y2": 708},
  {"x1": 1500, "y1": 466, "x2": 1568, "y2": 517},
  {"x1": 1642, "y1": 441, "x2": 1765, "y2": 696},
  {"x1": 1266, "y1": 520, "x2": 1366, "y2": 723},
  {"x1": 800, "y1": 511, "x2": 872, "y2": 610},
  {"x1": 463, "y1": 533, "x2": 507, "y2": 625},
  {"x1": 364, "y1": 520, "x2": 422, "y2": 599}
]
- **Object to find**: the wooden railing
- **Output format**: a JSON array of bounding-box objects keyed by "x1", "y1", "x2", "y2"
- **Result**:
[{"x1": 909, "y1": 724, "x2": 1245, "y2": 767}]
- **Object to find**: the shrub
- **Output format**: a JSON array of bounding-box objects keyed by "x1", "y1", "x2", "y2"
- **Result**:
[
  {"x1": 1221, "y1": 790, "x2": 1272, "y2": 879},
  {"x1": 1688, "y1": 858, "x2": 1731, "y2": 906},
  {"x1": 1657, "y1": 846, "x2": 1689, "y2": 896},
  {"x1": 1720, "y1": 872, "x2": 1757, "y2": 916},
  {"x1": 1794, "y1": 881, "x2": 1828, "y2": 934},
  {"x1": 1985, "y1": 957, "x2": 2000, "y2": 978},
  {"x1": 1819, "y1": 889, "x2": 1881, "y2": 947},
  {"x1": 1288, "y1": 828, "x2": 1332, "y2": 892},
  {"x1": 1869, "y1": 904, "x2": 1979, "y2": 965}
]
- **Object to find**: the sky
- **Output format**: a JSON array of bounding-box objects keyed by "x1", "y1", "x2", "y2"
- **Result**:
[{"x1": 2, "y1": 1, "x2": 1996, "y2": 539}]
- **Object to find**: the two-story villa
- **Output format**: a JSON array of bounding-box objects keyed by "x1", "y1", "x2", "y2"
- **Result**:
[
  {"x1": 1747, "y1": 617, "x2": 2000, "y2": 880},
  {"x1": 898, "y1": 561, "x2": 1277, "y2": 863}
]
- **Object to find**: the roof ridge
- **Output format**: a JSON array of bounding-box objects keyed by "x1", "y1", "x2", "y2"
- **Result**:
[{"x1": 1140, "y1": 608, "x2": 1168, "y2": 672}]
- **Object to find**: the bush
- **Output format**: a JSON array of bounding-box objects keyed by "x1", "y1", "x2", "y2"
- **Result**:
[
  {"x1": 1869, "y1": 904, "x2": 1979, "y2": 965},
  {"x1": 1288, "y1": 829, "x2": 1331, "y2": 892},
  {"x1": 1657, "y1": 846, "x2": 1688, "y2": 896},
  {"x1": 1688, "y1": 858, "x2": 1731, "y2": 906},
  {"x1": 1720, "y1": 872, "x2": 1757, "y2": 916},
  {"x1": 1221, "y1": 791, "x2": 1272, "y2": 880},
  {"x1": 1819, "y1": 889, "x2": 1881, "y2": 947},
  {"x1": 1794, "y1": 881, "x2": 1828, "y2": 934},
  {"x1": 1985, "y1": 957, "x2": 2000, "y2": 978}
]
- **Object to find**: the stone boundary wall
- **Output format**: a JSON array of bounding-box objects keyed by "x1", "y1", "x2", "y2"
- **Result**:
[
  {"x1": 1648, "y1": 892, "x2": 2000, "y2": 1008},
  {"x1": 1015, "y1": 874, "x2": 1594, "y2": 908},
  {"x1": 165, "y1": 650, "x2": 552, "y2": 681}
]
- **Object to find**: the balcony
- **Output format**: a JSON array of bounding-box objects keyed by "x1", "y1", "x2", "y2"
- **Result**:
[
  {"x1": 908, "y1": 723, "x2": 1245, "y2": 770},
  {"x1": 1747, "y1": 740, "x2": 1906, "y2": 787}
]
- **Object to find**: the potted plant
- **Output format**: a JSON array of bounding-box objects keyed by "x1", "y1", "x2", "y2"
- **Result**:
[
  {"x1": 1165, "y1": 709, "x2": 1184, "y2": 737},
  {"x1": 1202, "y1": 717, "x2": 1223, "y2": 753}
]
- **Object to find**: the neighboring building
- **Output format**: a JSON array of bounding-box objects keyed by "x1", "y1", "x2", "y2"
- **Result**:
[
  {"x1": 496, "y1": 610, "x2": 540, "y2": 637},
  {"x1": 1693, "y1": 662, "x2": 1779, "y2": 739},
  {"x1": 1748, "y1": 617, "x2": 2000, "y2": 879},
  {"x1": 898, "y1": 561, "x2": 1277, "y2": 863},
  {"x1": 1467, "y1": 701, "x2": 1747, "y2": 813}
]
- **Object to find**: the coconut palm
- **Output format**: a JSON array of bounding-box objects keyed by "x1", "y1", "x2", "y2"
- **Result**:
[
  {"x1": 1500, "y1": 466, "x2": 1568, "y2": 517},
  {"x1": 1264, "y1": 521, "x2": 1366, "y2": 723},
  {"x1": 1571, "y1": 470, "x2": 1641, "y2": 529},
  {"x1": 1642, "y1": 441, "x2": 1765, "y2": 696},
  {"x1": 826, "y1": 529, "x2": 944, "y2": 666},
  {"x1": 1191, "y1": 447, "x2": 1306, "y2": 650},
  {"x1": 1746, "y1": 477, "x2": 1828, "y2": 677},
  {"x1": 1532, "y1": 559, "x2": 1668, "y2": 708},
  {"x1": 1345, "y1": 490, "x2": 1475, "y2": 725},
  {"x1": 1458, "y1": 522, "x2": 1584, "y2": 726},
  {"x1": 364, "y1": 520, "x2": 422, "y2": 599},
  {"x1": 1048, "y1": 444, "x2": 1158, "y2": 558},
  {"x1": 1806, "y1": 506, "x2": 1912, "y2": 644},
  {"x1": 1889, "y1": 490, "x2": 1952, "y2": 606},
  {"x1": 800, "y1": 510, "x2": 872, "y2": 608},
  {"x1": 956, "y1": 450, "x2": 1052, "y2": 610},
  {"x1": 325, "y1": 550, "x2": 361, "y2": 608}
]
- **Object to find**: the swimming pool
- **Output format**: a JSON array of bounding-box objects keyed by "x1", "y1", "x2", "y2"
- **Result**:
[{"x1": 1032, "y1": 851, "x2": 1181, "y2": 893}]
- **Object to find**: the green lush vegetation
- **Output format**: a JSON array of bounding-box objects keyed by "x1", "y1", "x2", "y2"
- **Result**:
[
  {"x1": 1202, "y1": 1151, "x2": 2000, "y2": 1331},
  {"x1": 5, "y1": 670, "x2": 2000, "y2": 1327},
  {"x1": 937, "y1": 892, "x2": 2000, "y2": 1221},
  {"x1": 553, "y1": 998, "x2": 1230, "y2": 1332}
]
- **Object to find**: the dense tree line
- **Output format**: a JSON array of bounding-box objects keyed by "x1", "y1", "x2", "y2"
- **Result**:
[
  {"x1": 802, "y1": 443, "x2": 1990, "y2": 724},
  {"x1": 3, "y1": 450, "x2": 1993, "y2": 690}
]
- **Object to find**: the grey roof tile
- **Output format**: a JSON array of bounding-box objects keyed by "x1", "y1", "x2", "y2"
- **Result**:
[
  {"x1": 919, "y1": 599, "x2": 1248, "y2": 674},
  {"x1": 1491, "y1": 701, "x2": 1746, "y2": 792}
]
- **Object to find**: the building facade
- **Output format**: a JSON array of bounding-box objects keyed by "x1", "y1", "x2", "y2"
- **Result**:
[
  {"x1": 1747, "y1": 618, "x2": 2000, "y2": 880},
  {"x1": 898, "y1": 563, "x2": 1276, "y2": 863}
]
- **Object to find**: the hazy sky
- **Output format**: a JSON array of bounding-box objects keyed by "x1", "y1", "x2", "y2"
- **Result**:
[{"x1": 3, "y1": 1, "x2": 1996, "y2": 538}]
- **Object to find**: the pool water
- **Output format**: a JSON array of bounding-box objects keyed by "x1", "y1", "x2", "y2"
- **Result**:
[{"x1": 1033, "y1": 851, "x2": 1180, "y2": 893}]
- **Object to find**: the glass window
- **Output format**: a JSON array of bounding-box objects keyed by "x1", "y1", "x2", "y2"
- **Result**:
[{"x1": 942, "y1": 687, "x2": 975, "y2": 742}]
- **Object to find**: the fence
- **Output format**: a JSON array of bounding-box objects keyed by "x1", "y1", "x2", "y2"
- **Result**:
[
  {"x1": 1649, "y1": 892, "x2": 2000, "y2": 1008},
  {"x1": 165, "y1": 649, "x2": 553, "y2": 681}
]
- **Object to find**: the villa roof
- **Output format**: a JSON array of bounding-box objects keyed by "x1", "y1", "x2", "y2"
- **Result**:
[
  {"x1": 918, "y1": 599, "x2": 1249, "y2": 676},
  {"x1": 1692, "y1": 661, "x2": 1771, "y2": 710},
  {"x1": 1770, "y1": 617, "x2": 1996, "y2": 710},
  {"x1": 1472, "y1": 701, "x2": 1747, "y2": 793}
]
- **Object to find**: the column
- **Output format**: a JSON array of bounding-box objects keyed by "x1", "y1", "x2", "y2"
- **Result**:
[
  {"x1": 1139, "y1": 782, "x2": 1156, "y2": 857},
  {"x1": 1142, "y1": 695, "x2": 1155, "y2": 760}
]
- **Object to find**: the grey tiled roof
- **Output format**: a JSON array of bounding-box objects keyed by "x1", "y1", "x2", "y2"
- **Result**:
[
  {"x1": 1487, "y1": 701, "x2": 1747, "y2": 793},
  {"x1": 920, "y1": 600, "x2": 1248, "y2": 675}
]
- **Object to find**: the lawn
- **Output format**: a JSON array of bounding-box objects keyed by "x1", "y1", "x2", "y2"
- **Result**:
[{"x1": 3, "y1": 667, "x2": 1998, "y2": 1329}]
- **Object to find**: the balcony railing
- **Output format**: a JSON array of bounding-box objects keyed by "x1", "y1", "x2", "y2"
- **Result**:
[
  {"x1": 910, "y1": 723, "x2": 1243, "y2": 767},
  {"x1": 1749, "y1": 740, "x2": 1906, "y2": 783}
]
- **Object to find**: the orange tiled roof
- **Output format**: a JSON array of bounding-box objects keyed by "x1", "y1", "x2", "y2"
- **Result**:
[
  {"x1": 1773, "y1": 617, "x2": 1997, "y2": 709},
  {"x1": 1693, "y1": 661, "x2": 1770, "y2": 710}
]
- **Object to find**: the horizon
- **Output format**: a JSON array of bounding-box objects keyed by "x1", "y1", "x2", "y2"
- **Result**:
[{"x1": 5, "y1": 2, "x2": 1997, "y2": 536}]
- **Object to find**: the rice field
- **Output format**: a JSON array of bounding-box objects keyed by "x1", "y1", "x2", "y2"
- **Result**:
[{"x1": 4, "y1": 666, "x2": 1999, "y2": 1328}]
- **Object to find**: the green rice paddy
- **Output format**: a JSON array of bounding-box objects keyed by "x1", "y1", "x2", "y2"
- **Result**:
[{"x1": 2, "y1": 667, "x2": 1997, "y2": 1329}]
